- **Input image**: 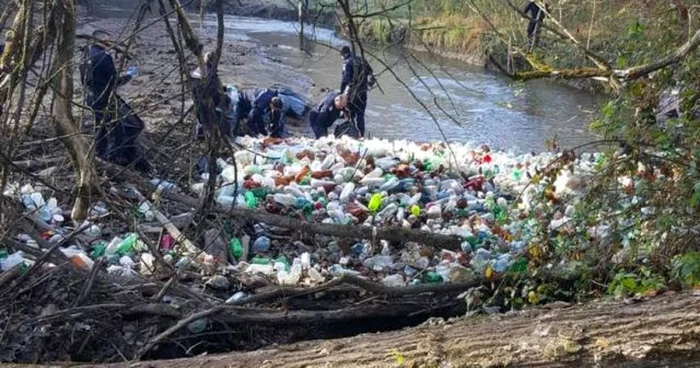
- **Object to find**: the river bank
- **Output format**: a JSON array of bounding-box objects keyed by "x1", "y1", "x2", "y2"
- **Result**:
[{"x1": 1, "y1": 1, "x2": 698, "y2": 366}]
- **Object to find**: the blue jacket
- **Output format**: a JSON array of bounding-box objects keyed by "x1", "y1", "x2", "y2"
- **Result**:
[
  {"x1": 248, "y1": 88, "x2": 278, "y2": 121},
  {"x1": 340, "y1": 54, "x2": 373, "y2": 96},
  {"x1": 311, "y1": 93, "x2": 343, "y2": 128},
  {"x1": 80, "y1": 44, "x2": 131, "y2": 108}
]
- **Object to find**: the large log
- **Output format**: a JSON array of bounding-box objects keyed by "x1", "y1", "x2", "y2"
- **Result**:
[{"x1": 69, "y1": 292, "x2": 699, "y2": 368}]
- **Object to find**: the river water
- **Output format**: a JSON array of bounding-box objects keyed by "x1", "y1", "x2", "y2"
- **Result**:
[
  {"x1": 199, "y1": 15, "x2": 602, "y2": 153},
  {"x1": 92, "y1": 0, "x2": 602, "y2": 153}
]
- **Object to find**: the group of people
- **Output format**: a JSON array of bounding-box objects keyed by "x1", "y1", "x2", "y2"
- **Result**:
[
  {"x1": 26, "y1": 2, "x2": 547, "y2": 174},
  {"x1": 80, "y1": 30, "x2": 376, "y2": 174},
  {"x1": 189, "y1": 45, "x2": 375, "y2": 141}
]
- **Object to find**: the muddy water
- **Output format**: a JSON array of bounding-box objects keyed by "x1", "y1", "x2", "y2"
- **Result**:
[{"x1": 198, "y1": 15, "x2": 602, "y2": 153}]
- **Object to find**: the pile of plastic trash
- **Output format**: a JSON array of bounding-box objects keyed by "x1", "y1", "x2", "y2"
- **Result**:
[{"x1": 2, "y1": 135, "x2": 607, "y2": 296}]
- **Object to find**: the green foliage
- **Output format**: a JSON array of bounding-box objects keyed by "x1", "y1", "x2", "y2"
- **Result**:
[
  {"x1": 672, "y1": 252, "x2": 700, "y2": 287},
  {"x1": 607, "y1": 268, "x2": 666, "y2": 297}
]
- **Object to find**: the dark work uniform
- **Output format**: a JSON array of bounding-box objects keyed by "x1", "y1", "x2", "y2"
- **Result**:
[
  {"x1": 340, "y1": 53, "x2": 373, "y2": 137},
  {"x1": 80, "y1": 44, "x2": 148, "y2": 172},
  {"x1": 525, "y1": 1, "x2": 547, "y2": 43},
  {"x1": 247, "y1": 88, "x2": 283, "y2": 137},
  {"x1": 234, "y1": 88, "x2": 260, "y2": 135},
  {"x1": 309, "y1": 93, "x2": 344, "y2": 139}
]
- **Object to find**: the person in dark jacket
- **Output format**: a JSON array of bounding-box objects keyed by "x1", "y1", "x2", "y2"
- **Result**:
[
  {"x1": 80, "y1": 30, "x2": 149, "y2": 172},
  {"x1": 309, "y1": 92, "x2": 348, "y2": 139},
  {"x1": 339, "y1": 45, "x2": 374, "y2": 137},
  {"x1": 246, "y1": 88, "x2": 284, "y2": 137},
  {"x1": 233, "y1": 87, "x2": 260, "y2": 135},
  {"x1": 524, "y1": 1, "x2": 548, "y2": 47}
]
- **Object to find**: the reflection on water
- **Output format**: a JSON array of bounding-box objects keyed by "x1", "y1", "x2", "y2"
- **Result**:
[{"x1": 206, "y1": 15, "x2": 603, "y2": 153}]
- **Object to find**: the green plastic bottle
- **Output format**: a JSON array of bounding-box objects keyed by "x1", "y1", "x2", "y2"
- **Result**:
[
  {"x1": 229, "y1": 238, "x2": 243, "y2": 259},
  {"x1": 116, "y1": 233, "x2": 138, "y2": 255},
  {"x1": 512, "y1": 168, "x2": 522, "y2": 181},
  {"x1": 410, "y1": 204, "x2": 421, "y2": 217},
  {"x1": 90, "y1": 241, "x2": 107, "y2": 258},
  {"x1": 244, "y1": 192, "x2": 258, "y2": 208},
  {"x1": 251, "y1": 255, "x2": 271, "y2": 265},
  {"x1": 275, "y1": 255, "x2": 290, "y2": 272},
  {"x1": 368, "y1": 193, "x2": 383, "y2": 213},
  {"x1": 464, "y1": 235, "x2": 478, "y2": 247},
  {"x1": 425, "y1": 272, "x2": 443, "y2": 283}
]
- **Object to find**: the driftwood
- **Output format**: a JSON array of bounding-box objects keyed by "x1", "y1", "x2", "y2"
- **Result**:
[
  {"x1": 132, "y1": 189, "x2": 202, "y2": 257},
  {"x1": 163, "y1": 190, "x2": 464, "y2": 250},
  {"x1": 137, "y1": 273, "x2": 479, "y2": 358}
]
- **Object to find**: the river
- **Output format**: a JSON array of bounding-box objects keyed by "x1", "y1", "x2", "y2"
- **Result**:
[
  {"x1": 195, "y1": 15, "x2": 602, "y2": 153},
  {"x1": 90, "y1": 0, "x2": 602, "y2": 153}
]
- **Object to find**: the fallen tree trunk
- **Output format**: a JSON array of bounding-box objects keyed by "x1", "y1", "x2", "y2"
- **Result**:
[{"x1": 73, "y1": 292, "x2": 699, "y2": 368}]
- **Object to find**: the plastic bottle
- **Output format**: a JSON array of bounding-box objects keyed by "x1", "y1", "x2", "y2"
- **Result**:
[
  {"x1": 175, "y1": 256, "x2": 192, "y2": 269},
  {"x1": 252, "y1": 237, "x2": 271, "y2": 253},
  {"x1": 272, "y1": 193, "x2": 296, "y2": 206},
  {"x1": 244, "y1": 192, "x2": 258, "y2": 208},
  {"x1": 140, "y1": 253, "x2": 156, "y2": 276},
  {"x1": 30, "y1": 192, "x2": 46, "y2": 208},
  {"x1": 368, "y1": 193, "x2": 383, "y2": 213},
  {"x1": 307, "y1": 267, "x2": 324, "y2": 283},
  {"x1": 339, "y1": 182, "x2": 355, "y2": 202},
  {"x1": 381, "y1": 274, "x2": 405, "y2": 287},
  {"x1": 225, "y1": 291, "x2": 248, "y2": 304},
  {"x1": 119, "y1": 255, "x2": 136, "y2": 268},
  {"x1": 425, "y1": 272, "x2": 443, "y2": 283},
  {"x1": 21, "y1": 195, "x2": 37, "y2": 211},
  {"x1": 366, "y1": 167, "x2": 383, "y2": 178},
  {"x1": 250, "y1": 255, "x2": 272, "y2": 265},
  {"x1": 229, "y1": 238, "x2": 243, "y2": 259},
  {"x1": 90, "y1": 242, "x2": 107, "y2": 258},
  {"x1": 126, "y1": 66, "x2": 139, "y2": 77},
  {"x1": 0, "y1": 252, "x2": 29, "y2": 271},
  {"x1": 116, "y1": 233, "x2": 139, "y2": 255},
  {"x1": 426, "y1": 205, "x2": 442, "y2": 219},
  {"x1": 105, "y1": 236, "x2": 123, "y2": 256},
  {"x1": 360, "y1": 177, "x2": 385, "y2": 187},
  {"x1": 410, "y1": 204, "x2": 421, "y2": 217},
  {"x1": 379, "y1": 177, "x2": 399, "y2": 192},
  {"x1": 376, "y1": 203, "x2": 398, "y2": 221}
]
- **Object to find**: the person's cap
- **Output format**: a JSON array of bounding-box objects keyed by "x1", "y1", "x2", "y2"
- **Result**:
[
  {"x1": 340, "y1": 45, "x2": 351, "y2": 56},
  {"x1": 270, "y1": 97, "x2": 283, "y2": 110}
]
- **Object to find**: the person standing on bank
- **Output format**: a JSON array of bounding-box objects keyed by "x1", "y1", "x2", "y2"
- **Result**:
[
  {"x1": 80, "y1": 30, "x2": 149, "y2": 172},
  {"x1": 339, "y1": 45, "x2": 375, "y2": 137},
  {"x1": 524, "y1": 0, "x2": 549, "y2": 49}
]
